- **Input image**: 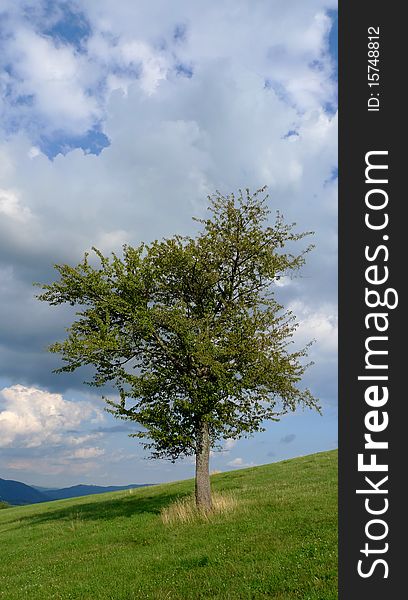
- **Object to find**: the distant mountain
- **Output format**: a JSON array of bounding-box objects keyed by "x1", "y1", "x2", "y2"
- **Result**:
[
  {"x1": 45, "y1": 484, "x2": 151, "y2": 501},
  {"x1": 0, "y1": 478, "x2": 50, "y2": 505},
  {"x1": 0, "y1": 478, "x2": 152, "y2": 505},
  {"x1": 31, "y1": 486, "x2": 59, "y2": 492}
]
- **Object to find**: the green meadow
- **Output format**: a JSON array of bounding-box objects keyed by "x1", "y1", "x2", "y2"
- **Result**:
[{"x1": 0, "y1": 450, "x2": 337, "y2": 600}]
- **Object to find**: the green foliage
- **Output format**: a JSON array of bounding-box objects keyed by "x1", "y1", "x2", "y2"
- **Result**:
[
  {"x1": 0, "y1": 500, "x2": 11, "y2": 509},
  {"x1": 36, "y1": 187, "x2": 318, "y2": 460},
  {"x1": 0, "y1": 451, "x2": 338, "y2": 599}
]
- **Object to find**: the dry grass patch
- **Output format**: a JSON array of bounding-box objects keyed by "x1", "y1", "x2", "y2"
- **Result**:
[{"x1": 161, "y1": 492, "x2": 238, "y2": 526}]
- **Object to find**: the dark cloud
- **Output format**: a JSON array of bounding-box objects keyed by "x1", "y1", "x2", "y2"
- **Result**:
[
  {"x1": 280, "y1": 434, "x2": 296, "y2": 444},
  {"x1": 93, "y1": 424, "x2": 141, "y2": 434},
  {"x1": 0, "y1": 0, "x2": 337, "y2": 486}
]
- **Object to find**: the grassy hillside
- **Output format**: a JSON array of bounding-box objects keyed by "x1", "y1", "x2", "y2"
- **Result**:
[{"x1": 0, "y1": 450, "x2": 337, "y2": 600}]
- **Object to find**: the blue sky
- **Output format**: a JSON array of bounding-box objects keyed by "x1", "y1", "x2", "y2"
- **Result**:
[{"x1": 0, "y1": 1, "x2": 337, "y2": 487}]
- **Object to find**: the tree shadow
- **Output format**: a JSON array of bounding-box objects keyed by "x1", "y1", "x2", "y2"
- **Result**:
[{"x1": 17, "y1": 488, "x2": 190, "y2": 527}]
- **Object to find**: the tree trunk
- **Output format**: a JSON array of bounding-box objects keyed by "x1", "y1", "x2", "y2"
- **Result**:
[{"x1": 195, "y1": 420, "x2": 212, "y2": 511}]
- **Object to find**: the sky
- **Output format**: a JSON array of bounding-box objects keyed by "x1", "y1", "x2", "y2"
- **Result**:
[{"x1": 0, "y1": 0, "x2": 338, "y2": 487}]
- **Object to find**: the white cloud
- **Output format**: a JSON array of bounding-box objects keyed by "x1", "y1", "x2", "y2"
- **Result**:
[
  {"x1": 0, "y1": 188, "x2": 32, "y2": 222},
  {"x1": 92, "y1": 229, "x2": 130, "y2": 254},
  {"x1": 291, "y1": 300, "x2": 338, "y2": 355},
  {"x1": 223, "y1": 438, "x2": 237, "y2": 451},
  {"x1": 5, "y1": 456, "x2": 100, "y2": 477},
  {"x1": 3, "y1": 27, "x2": 100, "y2": 136},
  {"x1": 66, "y1": 447, "x2": 105, "y2": 459},
  {"x1": 0, "y1": 1, "x2": 337, "y2": 145},
  {"x1": 210, "y1": 438, "x2": 237, "y2": 457},
  {"x1": 64, "y1": 433, "x2": 103, "y2": 447},
  {"x1": 118, "y1": 40, "x2": 168, "y2": 95},
  {"x1": 2, "y1": 437, "x2": 137, "y2": 481},
  {"x1": 0, "y1": 385, "x2": 104, "y2": 448},
  {"x1": 227, "y1": 457, "x2": 254, "y2": 468},
  {"x1": 28, "y1": 146, "x2": 41, "y2": 159}
]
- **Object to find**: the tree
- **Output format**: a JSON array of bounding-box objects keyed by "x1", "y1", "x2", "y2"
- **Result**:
[{"x1": 36, "y1": 187, "x2": 319, "y2": 511}]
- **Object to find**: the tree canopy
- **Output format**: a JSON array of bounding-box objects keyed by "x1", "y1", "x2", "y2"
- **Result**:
[{"x1": 37, "y1": 187, "x2": 319, "y2": 509}]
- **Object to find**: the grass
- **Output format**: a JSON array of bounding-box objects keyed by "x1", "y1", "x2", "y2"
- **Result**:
[
  {"x1": 160, "y1": 491, "x2": 238, "y2": 525},
  {"x1": 0, "y1": 450, "x2": 337, "y2": 599}
]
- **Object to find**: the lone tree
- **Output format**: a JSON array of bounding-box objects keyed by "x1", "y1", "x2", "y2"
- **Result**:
[{"x1": 37, "y1": 187, "x2": 319, "y2": 511}]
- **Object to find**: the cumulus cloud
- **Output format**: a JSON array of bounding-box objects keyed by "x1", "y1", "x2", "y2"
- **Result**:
[
  {"x1": 227, "y1": 457, "x2": 255, "y2": 468},
  {"x1": 292, "y1": 300, "x2": 338, "y2": 355},
  {"x1": 1, "y1": 27, "x2": 100, "y2": 139},
  {"x1": 65, "y1": 447, "x2": 105, "y2": 459},
  {"x1": 0, "y1": 188, "x2": 32, "y2": 222},
  {"x1": 0, "y1": 1, "x2": 338, "y2": 483},
  {"x1": 223, "y1": 439, "x2": 237, "y2": 452},
  {"x1": 0, "y1": 63, "x2": 337, "y2": 395},
  {"x1": 1, "y1": 1, "x2": 337, "y2": 146},
  {"x1": 0, "y1": 384, "x2": 104, "y2": 448}
]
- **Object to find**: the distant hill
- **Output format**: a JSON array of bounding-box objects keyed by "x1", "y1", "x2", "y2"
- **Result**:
[
  {"x1": 45, "y1": 483, "x2": 151, "y2": 501},
  {"x1": 0, "y1": 478, "x2": 50, "y2": 505},
  {"x1": 0, "y1": 478, "x2": 151, "y2": 506}
]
